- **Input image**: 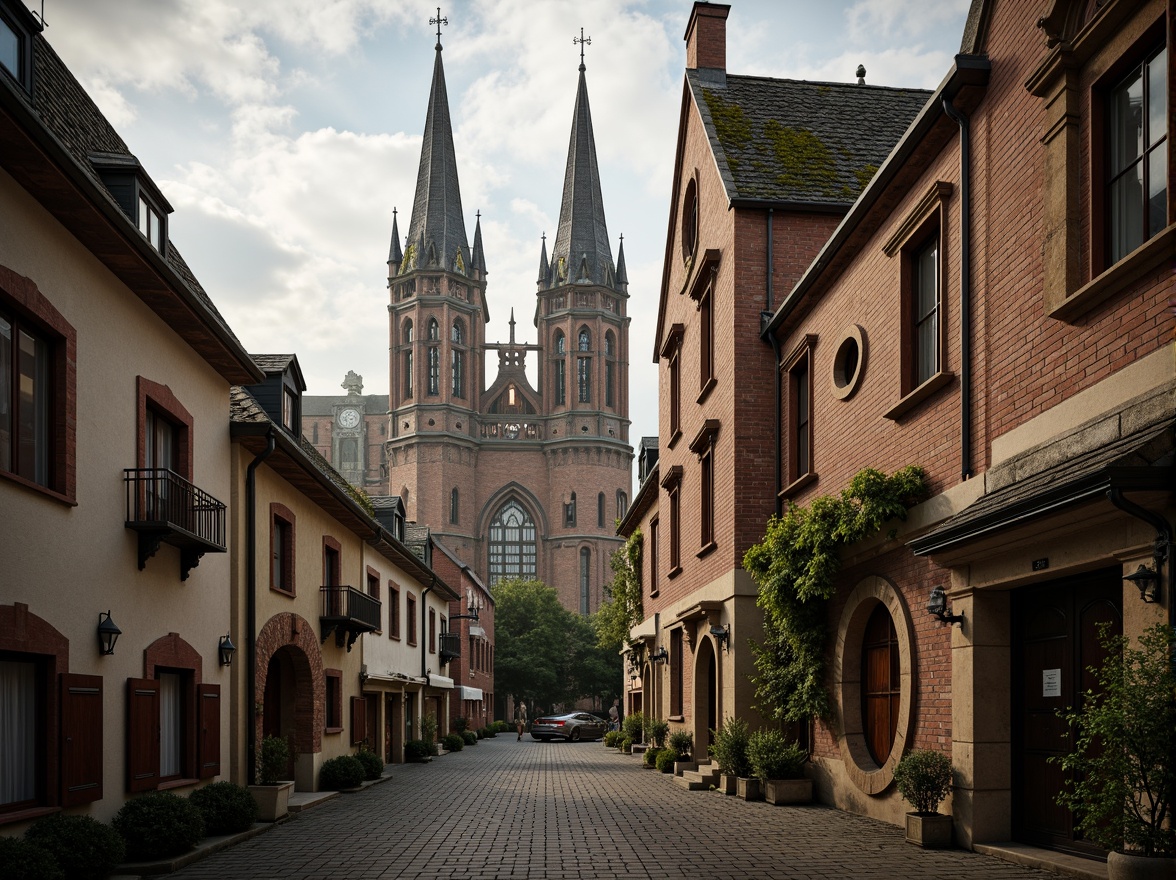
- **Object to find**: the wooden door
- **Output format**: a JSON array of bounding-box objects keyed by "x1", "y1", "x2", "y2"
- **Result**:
[{"x1": 1012, "y1": 568, "x2": 1121, "y2": 856}]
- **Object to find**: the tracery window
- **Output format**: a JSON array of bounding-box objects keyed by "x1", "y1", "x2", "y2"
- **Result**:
[{"x1": 488, "y1": 500, "x2": 536, "y2": 585}]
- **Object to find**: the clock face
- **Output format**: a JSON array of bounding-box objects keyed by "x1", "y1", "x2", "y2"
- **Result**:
[{"x1": 337, "y1": 409, "x2": 360, "y2": 429}]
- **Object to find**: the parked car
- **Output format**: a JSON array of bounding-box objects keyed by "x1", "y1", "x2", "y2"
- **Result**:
[{"x1": 531, "y1": 712, "x2": 608, "y2": 742}]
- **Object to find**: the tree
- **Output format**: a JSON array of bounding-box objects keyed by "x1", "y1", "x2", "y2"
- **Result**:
[
  {"x1": 569, "y1": 613, "x2": 622, "y2": 709},
  {"x1": 594, "y1": 528, "x2": 643, "y2": 652}
]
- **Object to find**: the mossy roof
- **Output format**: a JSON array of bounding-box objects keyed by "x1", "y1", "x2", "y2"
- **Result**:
[{"x1": 690, "y1": 72, "x2": 931, "y2": 204}]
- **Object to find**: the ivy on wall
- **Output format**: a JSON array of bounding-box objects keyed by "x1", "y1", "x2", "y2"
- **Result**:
[
  {"x1": 595, "y1": 527, "x2": 644, "y2": 653},
  {"x1": 742, "y1": 466, "x2": 928, "y2": 722}
]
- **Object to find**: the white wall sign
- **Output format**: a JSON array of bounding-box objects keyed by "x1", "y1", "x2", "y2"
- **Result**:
[{"x1": 1042, "y1": 668, "x2": 1062, "y2": 698}]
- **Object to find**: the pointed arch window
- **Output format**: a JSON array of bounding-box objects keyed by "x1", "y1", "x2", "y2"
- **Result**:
[
  {"x1": 488, "y1": 500, "x2": 536, "y2": 585},
  {"x1": 451, "y1": 319, "x2": 466, "y2": 399},
  {"x1": 450, "y1": 487, "x2": 459, "y2": 525},
  {"x1": 402, "y1": 319, "x2": 414, "y2": 399},
  {"x1": 426, "y1": 318, "x2": 440, "y2": 396},
  {"x1": 427, "y1": 318, "x2": 439, "y2": 341},
  {"x1": 554, "y1": 331, "x2": 567, "y2": 406},
  {"x1": 565, "y1": 491, "x2": 577, "y2": 527},
  {"x1": 578, "y1": 328, "x2": 591, "y2": 351},
  {"x1": 597, "y1": 491, "x2": 605, "y2": 528},
  {"x1": 577, "y1": 327, "x2": 592, "y2": 404},
  {"x1": 579, "y1": 547, "x2": 591, "y2": 616},
  {"x1": 605, "y1": 330, "x2": 616, "y2": 408}
]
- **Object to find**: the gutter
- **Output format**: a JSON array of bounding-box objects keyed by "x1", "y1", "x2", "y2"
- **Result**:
[
  {"x1": 245, "y1": 428, "x2": 276, "y2": 785},
  {"x1": 942, "y1": 93, "x2": 973, "y2": 481}
]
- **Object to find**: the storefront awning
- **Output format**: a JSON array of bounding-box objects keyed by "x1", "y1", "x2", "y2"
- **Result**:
[
  {"x1": 459, "y1": 686, "x2": 483, "y2": 701},
  {"x1": 427, "y1": 673, "x2": 454, "y2": 689}
]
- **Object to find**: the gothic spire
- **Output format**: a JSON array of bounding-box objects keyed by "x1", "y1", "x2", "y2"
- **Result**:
[
  {"x1": 615, "y1": 233, "x2": 628, "y2": 290},
  {"x1": 548, "y1": 53, "x2": 614, "y2": 290},
  {"x1": 537, "y1": 232, "x2": 549, "y2": 285},
  {"x1": 387, "y1": 207, "x2": 403, "y2": 267},
  {"x1": 404, "y1": 29, "x2": 471, "y2": 276},
  {"x1": 471, "y1": 210, "x2": 486, "y2": 277}
]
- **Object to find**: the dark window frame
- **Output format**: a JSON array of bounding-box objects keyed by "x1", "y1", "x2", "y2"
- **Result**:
[
  {"x1": 269, "y1": 502, "x2": 296, "y2": 596},
  {"x1": 781, "y1": 336, "x2": 816, "y2": 497},
  {"x1": 324, "y1": 669, "x2": 343, "y2": 733}
]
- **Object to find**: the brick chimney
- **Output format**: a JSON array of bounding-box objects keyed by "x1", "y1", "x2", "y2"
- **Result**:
[{"x1": 684, "y1": 3, "x2": 730, "y2": 71}]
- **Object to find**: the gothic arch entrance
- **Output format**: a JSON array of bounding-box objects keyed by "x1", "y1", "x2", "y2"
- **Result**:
[
  {"x1": 255, "y1": 614, "x2": 323, "y2": 790},
  {"x1": 693, "y1": 636, "x2": 717, "y2": 754}
]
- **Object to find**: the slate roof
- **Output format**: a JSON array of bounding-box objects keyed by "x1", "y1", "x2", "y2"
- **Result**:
[
  {"x1": 689, "y1": 71, "x2": 931, "y2": 205},
  {"x1": 302, "y1": 394, "x2": 390, "y2": 416},
  {"x1": 251, "y1": 354, "x2": 297, "y2": 373}
]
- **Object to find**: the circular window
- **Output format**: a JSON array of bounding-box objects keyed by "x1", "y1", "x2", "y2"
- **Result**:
[
  {"x1": 831, "y1": 324, "x2": 867, "y2": 400},
  {"x1": 833, "y1": 575, "x2": 915, "y2": 796},
  {"x1": 681, "y1": 178, "x2": 698, "y2": 263}
]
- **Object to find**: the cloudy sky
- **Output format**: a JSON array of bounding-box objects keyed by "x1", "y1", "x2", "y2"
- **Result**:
[{"x1": 36, "y1": 0, "x2": 970, "y2": 469}]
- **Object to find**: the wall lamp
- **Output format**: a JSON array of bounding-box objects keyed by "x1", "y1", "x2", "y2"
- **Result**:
[
  {"x1": 926, "y1": 585, "x2": 963, "y2": 626},
  {"x1": 97, "y1": 611, "x2": 121, "y2": 656},
  {"x1": 1124, "y1": 564, "x2": 1160, "y2": 604},
  {"x1": 709, "y1": 623, "x2": 730, "y2": 651},
  {"x1": 218, "y1": 634, "x2": 236, "y2": 666},
  {"x1": 650, "y1": 646, "x2": 668, "y2": 664}
]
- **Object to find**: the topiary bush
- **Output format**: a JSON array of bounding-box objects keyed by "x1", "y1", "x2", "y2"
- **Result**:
[
  {"x1": 113, "y1": 791, "x2": 204, "y2": 862},
  {"x1": 443, "y1": 733, "x2": 465, "y2": 752},
  {"x1": 188, "y1": 781, "x2": 258, "y2": 836},
  {"x1": 620, "y1": 736, "x2": 633, "y2": 753},
  {"x1": 894, "y1": 749, "x2": 953, "y2": 815},
  {"x1": 355, "y1": 747, "x2": 385, "y2": 781},
  {"x1": 481, "y1": 726, "x2": 496, "y2": 739},
  {"x1": 0, "y1": 836, "x2": 64, "y2": 880},
  {"x1": 748, "y1": 729, "x2": 807, "y2": 781},
  {"x1": 668, "y1": 730, "x2": 694, "y2": 759},
  {"x1": 405, "y1": 739, "x2": 433, "y2": 762},
  {"x1": 319, "y1": 755, "x2": 366, "y2": 790},
  {"x1": 656, "y1": 749, "x2": 677, "y2": 773},
  {"x1": 648, "y1": 719, "x2": 670, "y2": 749},
  {"x1": 24, "y1": 813, "x2": 125, "y2": 880},
  {"x1": 622, "y1": 710, "x2": 645, "y2": 744},
  {"x1": 643, "y1": 747, "x2": 662, "y2": 768},
  {"x1": 462, "y1": 731, "x2": 478, "y2": 746},
  {"x1": 712, "y1": 716, "x2": 752, "y2": 777},
  {"x1": 257, "y1": 734, "x2": 290, "y2": 786}
]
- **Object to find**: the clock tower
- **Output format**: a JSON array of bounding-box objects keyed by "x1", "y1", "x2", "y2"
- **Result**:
[{"x1": 332, "y1": 370, "x2": 368, "y2": 487}]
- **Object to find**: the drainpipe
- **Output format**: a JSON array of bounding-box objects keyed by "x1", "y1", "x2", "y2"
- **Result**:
[
  {"x1": 245, "y1": 428, "x2": 276, "y2": 785},
  {"x1": 769, "y1": 333, "x2": 783, "y2": 517},
  {"x1": 1108, "y1": 488, "x2": 1175, "y2": 661},
  {"x1": 942, "y1": 94, "x2": 973, "y2": 481},
  {"x1": 420, "y1": 575, "x2": 437, "y2": 678},
  {"x1": 765, "y1": 208, "x2": 774, "y2": 313}
]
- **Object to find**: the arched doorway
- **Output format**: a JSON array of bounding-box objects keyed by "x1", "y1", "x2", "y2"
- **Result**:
[
  {"x1": 693, "y1": 636, "x2": 717, "y2": 753},
  {"x1": 262, "y1": 647, "x2": 312, "y2": 780},
  {"x1": 255, "y1": 613, "x2": 324, "y2": 790}
]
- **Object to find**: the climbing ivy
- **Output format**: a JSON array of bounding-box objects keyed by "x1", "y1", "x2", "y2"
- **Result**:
[
  {"x1": 742, "y1": 466, "x2": 928, "y2": 722},
  {"x1": 595, "y1": 528, "x2": 644, "y2": 653}
]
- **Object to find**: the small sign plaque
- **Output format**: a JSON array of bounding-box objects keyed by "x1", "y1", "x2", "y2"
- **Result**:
[
  {"x1": 1032, "y1": 558, "x2": 1049, "y2": 571},
  {"x1": 1042, "y1": 668, "x2": 1062, "y2": 698}
]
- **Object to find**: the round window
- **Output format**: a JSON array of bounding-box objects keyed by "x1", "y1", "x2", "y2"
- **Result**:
[
  {"x1": 831, "y1": 324, "x2": 867, "y2": 400},
  {"x1": 681, "y1": 178, "x2": 698, "y2": 262}
]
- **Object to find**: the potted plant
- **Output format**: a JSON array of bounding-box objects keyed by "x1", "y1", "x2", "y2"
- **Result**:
[
  {"x1": 668, "y1": 730, "x2": 695, "y2": 774},
  {"x1": 1054, "y1": 623, "x2": 1174, "y2": 879},
  {"x1": 749, "y1": 729, "x2": 811, "y2": 805},
  {"x1": 893, "y1": 749, "x2": 953, "y2": 848},
  {"x1": 711, "y1": 717, "x2": 751, "y2": 795},
  {"x1": 249, "y1": 735, "x2": 294, "y2": 821}
]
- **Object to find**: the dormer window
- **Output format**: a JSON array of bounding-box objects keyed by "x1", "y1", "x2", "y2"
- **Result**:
[
  {"x1": 89, "y1": 153, "x2": 172, "y2": 257},
  {"x1": 138, "y1": 194, "x2": 164, "y2": 252},
  {"x1": 0, "y1": 1, "x2": 37, "y2": 91}
]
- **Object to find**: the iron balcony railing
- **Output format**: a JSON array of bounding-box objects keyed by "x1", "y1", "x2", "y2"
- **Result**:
[
  {"x1": 320, "y1": 586, "x2": 382, "y2": 651},
  {"x1": 124, "y1": 468, "x2": 226, "y2": 579},
  {"x1": 439, "y1": 631, "x2": 461, "y2": 664}
]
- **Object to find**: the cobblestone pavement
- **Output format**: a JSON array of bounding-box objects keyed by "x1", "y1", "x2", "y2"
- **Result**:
[{"x1": 171, "y1": 737, "x2": 1052, "y2": 879}]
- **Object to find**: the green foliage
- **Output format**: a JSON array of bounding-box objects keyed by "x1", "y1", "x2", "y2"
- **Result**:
[
  {"x1": 405, "y1": 739, "x2": 433, "y2": 762},
  {"x1": 443, "y1": 733, "x2": 465, "y2": 752},
  {"x1": 1054, "y1": 623, "x2": 1175, "y2": 855},
  {"x1": 481, "y1": 726, "x2": 496, "y2": 739},
  {"x1": 747, "y1": 730, "x2": 807, "y2": 781},
  {"x1": 319, "y1": 755, "x2": 366, "y2": 790},
  {"x1": 188, "y1": 781, "x2": 258, "y2": 835},
  {"x1": 452, "y1": 716, "x2": 469, "y2": 733},
  {"x1": 462, "y1": 730, "x2": 478, "y2": 746},
  {"x1": 643, "y1": 747, "x2": 663, "y2": 767},
  {"x1": 257, "y1": 734, "x2": 290, "y2": 786},
  {"x1": 493, "y1": 720, "x2": 511, "y2": 734},
  {"x1": 0, "y1": 836, "x2": 64, "y2": 880},
  {"x1": 743, "y1": 465, "x2": 927, "y2": 721},
  {"x1": 620, "y1": 736, "x2": 633, "y2": 753},
  {"x1": 648, "y1": 719, "x2": 670, "y2": 749},
  {"x1": 24, "y1": 814, "x2": 125, "y2": 879},
  {"x1": 113, "y1": 792, "x2": 204, "y2": 862},
  {"x1": 420, "y1": 714, "x2": 438, "y2": 745},
  {"x1": 668, "y1": 730, "x2": 694, "y2": 759},
  {"x1": 894, "y1": 749, "x2": 953, "y2": 814},
  {"x1": 656, "y1": 749, "x2": 677, "y2": 773},
  {"x1": 603, "y1": 730, "x2": 623, "y2": 748},
  {"x1": 595, "y1": 529, "x2": 643, "y2": 651},
  {"x1": 622, "y1": 711, "x2": 645, "y2": 743},
  {"x1": 354, "y1": 747, "x2": 385, "y2": 781},
  {"x1": 711, "y1": 717, "x2": 752, "y2": 777}
]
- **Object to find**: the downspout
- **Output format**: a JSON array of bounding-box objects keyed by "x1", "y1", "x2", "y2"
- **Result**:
[
  {"x1": 765, "y1": 208, "x2": 774, "y2": 312},
  {"x1": 942, "y1": 94, "x2": 973, "y2": 481},
  {"x1": 245, "y1": 428, "x2": 276, "y2": 785},
  {"x1": 1107, "y1": 488, "x2": 1175, "y2": 653},
  {"x1": 420, "y1": 575, "x2": 437, "y2": 679},
  {"x1": 765, "y1": 207, "x2": 783, "y2": 516}
]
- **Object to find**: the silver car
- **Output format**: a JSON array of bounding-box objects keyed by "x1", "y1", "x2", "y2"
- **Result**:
[{"x1": 530, "y1": 712, "x2": 608, "y2": 742}]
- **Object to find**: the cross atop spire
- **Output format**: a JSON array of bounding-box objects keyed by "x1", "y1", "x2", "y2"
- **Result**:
[
  {"x1": 431, "y1": 7, "x2": 448, "y2": 49},
  {"x1": 574, "y1": 27, "x2": 591, "y2": 72}
]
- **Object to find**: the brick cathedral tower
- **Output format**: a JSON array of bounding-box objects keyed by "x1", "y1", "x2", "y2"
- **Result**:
[{"x1": 376, "y1": 28, "x2": 633, "y2": 615}]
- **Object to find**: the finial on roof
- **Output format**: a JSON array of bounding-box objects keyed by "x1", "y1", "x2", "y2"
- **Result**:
[
  {"x1": 537, "y1": 232, "x2": 549, "y2": 285},
  {"x1": 431, "y1": 7, "x2": 448, "y2": 49},
  {"x1": 856, "y1": 64, "x2": 866, "y2": 85},
  {"x1": 388, "y1": 207, "x2": 403, "y2": 265},
  {"x1": 574, "y1": 27, "x2": 591, "y2": 72},
  {"x1": 509, "y1": 308, "x2": 516, "y2": 344},
  {"x1": 615, "y1": 233, "x2": 628, "y2": 287}
]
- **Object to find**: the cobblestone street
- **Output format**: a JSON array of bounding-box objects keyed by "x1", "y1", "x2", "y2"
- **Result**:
[{"x1": 169, "y1": 737, "x2": 1055, "y2": 879}]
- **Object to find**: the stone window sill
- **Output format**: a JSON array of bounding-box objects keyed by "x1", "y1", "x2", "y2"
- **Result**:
[
  {"x1": 696, "y1": 376, "x2": 717, "y2": 405},
  {"x1": 884, "y1": 371, "x2": 954, "y2": 421},
  {"x1": 0, "y1": 806, "x2": 60, "y2": 827},
  {"x1": 158, "y1": 778, "x2": 199, "y2": 792},
  {"x1": 1050, "y1": 224, "x2": 1175, "y2": 322},
  {"x1": 696, "y1": 541, "x2": 717, "y2": 559},
  {"x1": 779, "y1": 472, "x2": 818, "y2": 500}
]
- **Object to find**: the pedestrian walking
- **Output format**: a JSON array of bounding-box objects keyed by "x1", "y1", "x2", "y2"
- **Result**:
[
  {"x1": 515, "y1": 702, "x2": 527, "y2": 741},
  {"x1": 608, "y1": 700, "x2": 619, "y2": 732}
]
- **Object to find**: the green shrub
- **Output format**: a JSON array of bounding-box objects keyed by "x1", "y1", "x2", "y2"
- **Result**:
[
  {"x1": 405, "y1": 739, "x2": 433, "y2": 762},
  {"x1": 24, "y1": 814, "x2": 123, "y2": 880},
  {"x1": 712, "y1": 717, "x2": 752, "y2": 777},
  {"x1": 113, "y1": 791, "x2": 204, "y2": 862},
  {"x1": 894, "y1": 749, "x2": 953, "y2": 815},
  {"x1": 648, "y1": 719, "x2": 670, "y2": 749},
  {"x1": 620, "y1": 736, "x2": 633, "y2": 753},
  {"x1": 420, "y1": 714, "x2": 439, "y2": 745},
  {"x1": 656, "y1": 749, "x2": 677, "y2": 773},
  {"x1": 319, "y1": 755, "x2": 366, "y2": 790},
  {"x1": 668, "y1": 730, "x2": 694, "y2": 759},
  {"x1": 462, "y1": 731, "x2": 478, "y2": 746},
  {"x1": 621, "y1": 710, "x2": 645, "y2": 743},
  {"x1": 493, "y1": 720, "x2": 511, "y2": 733},
  {"x1": 452, "y1": 716, "x2": 468, "y2": 733},
  {"x1": 602, "y1": 730, "x2": 621, "y2": 748},
  {"x1": 481, "y1": 726, "x2": 496, "y2": 739},
  {"x1": 0, "y1": 836, "x2": 64, "y2": 880},
  {"x1": 257, "y1": 735, "x2": 290, "y2": 786},
  {"x1": 643, "y1": 747, "x2": 662, "y2": 767},
  {"x1": 188, "y1": 781, "x2": 258, "y2": 835},
  {"x1": 354, "y1": 747, "x2": 385, "y2": 781},
  {"x1": 443, "y1": 733, "x2": 465, "y2": 752},
  {"x1": 748, "y1": 729, "x2": 807, "y2": 781}
]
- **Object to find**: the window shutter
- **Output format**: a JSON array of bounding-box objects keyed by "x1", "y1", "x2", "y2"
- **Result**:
[
  {"x1": 61, "y1": 673, "x2": 103, "y2": 806},
  {"x1": 126, "y1": 677, "x2": 159, "y2": 792},
  {"x1": 350, "y1": 696, "x2": 367, "y2": 747},
  {"x1": 197, "y1": 683, "x2": 221, "y2": 779}
]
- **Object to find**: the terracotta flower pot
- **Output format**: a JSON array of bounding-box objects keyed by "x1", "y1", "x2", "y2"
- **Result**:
[
  {"x1": 1106, "y1": 852, "x2": 1176, "y2": 880},
  {"x1": 904, "y1": 812, "x2": 953, "y2": 849}
]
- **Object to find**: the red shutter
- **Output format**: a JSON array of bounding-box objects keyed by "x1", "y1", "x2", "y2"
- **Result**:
[
  {"x1": 350, "y1": 696, "x2": 367, "y2": 747},
  {"x1": 126, "y1": 677, "x2": 159, "y2": 792},
  {"x1": 60, "y1": 673, "x2": 103, "y2": 806},
  {"x1": 197, "y1": 683, "x2": 220, "y2": 779}
]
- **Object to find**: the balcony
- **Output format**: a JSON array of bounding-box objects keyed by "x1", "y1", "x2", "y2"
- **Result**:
[
  {"x1": 439, "y1": 631, "x2": 461, "y2": 665},
  {"x1": 320, "y1": 586, "x2": 382, "y2": 652},
  {"x1": 124, "y1": 468, "x2": 226, "y2": 580}
]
